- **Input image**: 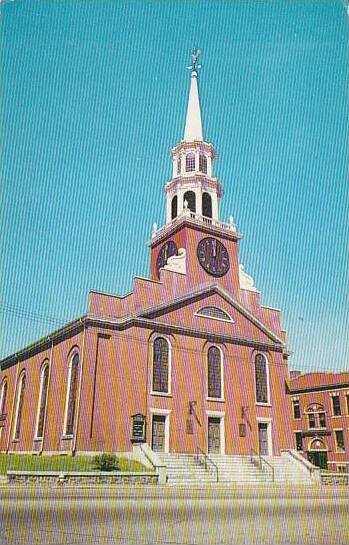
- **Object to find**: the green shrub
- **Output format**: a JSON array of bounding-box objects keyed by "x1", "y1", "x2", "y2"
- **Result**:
[{"x1": 92, "y1": 453, "x2": 119, "y2": 472}]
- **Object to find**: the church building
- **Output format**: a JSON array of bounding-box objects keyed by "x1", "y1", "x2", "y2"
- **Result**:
[{"x1": 0, "y1": 52, "x2": 295, "y2": 462}]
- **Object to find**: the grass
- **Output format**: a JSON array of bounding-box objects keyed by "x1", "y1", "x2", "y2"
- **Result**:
[{"x1": 0, "y1": 454, "x2": 150, "y2": 475}]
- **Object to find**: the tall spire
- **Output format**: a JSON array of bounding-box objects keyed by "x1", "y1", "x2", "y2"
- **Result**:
[{"x1": 184, "y1": 49, "x2": 203, "y2": 142}]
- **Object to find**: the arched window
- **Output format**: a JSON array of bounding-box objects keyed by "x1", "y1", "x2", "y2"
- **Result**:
[
  {"x1": 183, "y1": 191, "x2": 196, "y2": 213},
  {"x1": 13, "y1": 372, "x2": 26, "y2": 441},
  {"x1": 0, "y1": 379, "x2": 8, "y2": 415},
  {"x1": 255, "y1": 354, "x2": 269, "y2": 404},
  {"x1": 171, "y1": 195, "x2": 178, "y2": 220},
  {"x1": 186, "y1": 153, "x2": 195, "y2": 172},
  {"x1": 177, "y1": 157, "x2": 181, "y2": 175},
  {"x1": 64, "y1": 353, "x2": 79, "y2": 436},
  {"x1": 152, "y1": 337, "x2": 170, "y2": 393},
  {"x1": 199, "y1": 154, "x2": 207, "y2": 173},
  {"x1": 208, "y1": 346, "x2": 223, "y2": 399},
  {"x1": 202, "y1": 192, "x2": 212, "y2": 218},
  {"x1": 35, "y1": 363, "x2": 50, "y2": 439}
]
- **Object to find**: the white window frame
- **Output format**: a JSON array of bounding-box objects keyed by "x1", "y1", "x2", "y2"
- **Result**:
[
  {"x1": 206, "y1": 410, "x2": 225, "y2": 455},
  {"x1": 150, "y1": 336, "x2": 172, "y2": 396},
  {"x1": 12, "y1": 371, "x2": 26, "y2": 441},
  {"x1": 34, "y1": 361, "x2": 50, "y2": 440},
  {"x1": 206, "y1": 345, "x2": 225, "y2": 402},
  {"x1": 254, "y1": 353, "x2": 271, "y2": 406},
  {"x1": 149, "y1": 408, "x2": 171, "y2": 454},
  {"x1": 0, "y1": 379, "x2": 7, "y2": 415},
  {"x1": 63, "y1": 351, "x2": 79, "y2": 438}
]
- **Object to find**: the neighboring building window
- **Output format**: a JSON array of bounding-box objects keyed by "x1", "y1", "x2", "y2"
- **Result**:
[
  {"x1": 35, "y1": 363, "x2": 50, "y2": 439},
  {"x1": 13, "y1": 372, "x2": 26, "y2": 441},
  {"x1": 0, "y1": 379, "x2": 8, "y2": 415},
  {"x1": 185, "y1": 153, "x2": 195, "y2": 172},
  {"x1": 255, "y1": 353, "x2": 269, "y2": 404},
  {"x1": 306, "y1": 404, "x2": 327, "y2": 429},
  {"x1": 199, "y1": 154, "x2": 207, "y2": 173},
  {"x1": 177, "y1": 157, "x2": 181, "y2": 175},
  {"x1": 346, "y1": 394, "x2": 349, "y2": 414},
  {"x1": 318, "y1": 412, "x2": 326, "y2": 428},
  {"x1": 152, "y1": 337, "x2": 170, "y2": 394},
  {"x1": 332, "y1": 395, "x2": 341, "y2": 416},
  {"x1": 64, "y1": 353, "x2": 79, "y2": 436},
  {"x1": 308, "y1": 413, "x2": 316, "y2": 429},
  {"x1": 295, "y1": 432, "x2": 303, "y2": 451},
  {"x1": 337, "y1": 465, "x2": 347, "y2": 473},
  {"x1": 202, "y1": 192, "x2": 212, "y2": 219},
  {"x1": 335, "y1": 430, "x2": 345, "y2": 453},
  {"x1": 292, "y1": 399, "x2": 301, "y2": 419},
  {"x1": 183, "y1": 191, "x2": 196, "y2": 213},
  {"x1": 207, "y1": 346, "x2": 222, "y2": 399},
  {"x1": 171, "y1": 195, "x2": 178, "y2": 220}
]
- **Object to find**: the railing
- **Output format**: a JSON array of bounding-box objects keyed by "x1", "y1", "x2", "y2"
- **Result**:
[
  {"x1": 250, "y1": 449, "x2": 274, "y2": 482},
  {"x1": 195, "y1": 446, "x2": 219, "y2": 483}
]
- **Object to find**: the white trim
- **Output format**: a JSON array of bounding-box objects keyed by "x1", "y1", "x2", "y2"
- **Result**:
[
  {"x1": 151, "y1": 335, "x2": 172, "y2": 396},
  {"x1": 34, "y1": 361, "x2": 50, "y2": 441},
  {"x1": 206, "y1": 411, "x2": 225, "y2": 455},
  {"x1": 150, "y1": 410, "x2": 171, "y2": 454},
  {"x1": 256, "y1": 418, "x2": 273, "y2": 456},
  {"x1": 0, "y1": 378, "x2": 7, "y2": 414},
  {"x1": 254, "y1": 353, "x2": 271, "y2": 406},
  {"x1": 12, "y1": 372, "x2": 26, "y2": 441}
]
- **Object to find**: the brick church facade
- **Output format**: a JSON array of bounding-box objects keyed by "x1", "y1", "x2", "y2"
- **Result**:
[{"x1": 0, "y1": 53, "x2": 295, "y2": 459}]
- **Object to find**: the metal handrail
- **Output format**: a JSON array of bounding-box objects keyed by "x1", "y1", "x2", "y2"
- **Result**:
[
  {"x1": 195, "y1": 446, "x2": 219, "y2": 482},
  {"x1": 250, "y1": 449, "x2": 274, "y2": 482}
]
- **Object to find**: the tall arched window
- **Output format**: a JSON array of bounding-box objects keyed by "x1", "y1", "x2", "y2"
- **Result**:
[
  {"x1": 64, "y1": 353, "x2": 79, "y2": 436},
  {"x1": 199, "y1": 154, "x2": 207, "y2": 173},
  {"x1": 0, "y1": 379, "x2": 8, "y2": 415},
  {"x1": 13, "y1": 372, "x2": 26, "y2": 441},
  {"x1": 171, "y1": 195, "x2": 178, "y2": 220},
  {"x1": 202, "y1": 192, "x2": 212, "y2": 218},
  {"x1": 152, "y1": 337, "x2": 170, "y2": 393},
  {"x1": 183, "y1": 191, "x2": 196, "y2": 213},
  {"x1": 186, "y1": 153, "x2": 195, "y2": 172},
  {"x1": 35, "y1": 363, "x2": 50, "y2": 439},
  {"x1": 255, "y1": 354, "x2": 269, "y2": 404},
  {"x1": 208, "y1": 346, "x2": 222, "y2": 399}
]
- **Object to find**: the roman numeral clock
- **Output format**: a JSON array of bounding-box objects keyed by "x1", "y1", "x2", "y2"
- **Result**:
[{"x1": 197, "y1": 237, "x2": 230, "y2": 277}]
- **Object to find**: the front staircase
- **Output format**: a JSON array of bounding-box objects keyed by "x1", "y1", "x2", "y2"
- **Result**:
[{"x1": 157, "y1": 451, "x2": 317, "y2": 486}]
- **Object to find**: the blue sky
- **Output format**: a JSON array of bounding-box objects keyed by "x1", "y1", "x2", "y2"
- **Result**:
[{"x1": 1, "y1": 0, "x2": 348, "y2": 371}]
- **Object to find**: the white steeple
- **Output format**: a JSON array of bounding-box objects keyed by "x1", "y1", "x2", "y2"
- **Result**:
[{"x1": 184, "y1": 70, "x2": 203, "y2": 141}]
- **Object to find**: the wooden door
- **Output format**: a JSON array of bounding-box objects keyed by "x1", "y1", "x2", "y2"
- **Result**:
[
  {"x1": 151, "y1": 415, "x2": 166, "y2": 452},
  {"x1": 208, "y1": 417, "x2": 221, "y2": 454},
  {"x1": 258, "y1": 423, "x2": 269, "y2": 456}
]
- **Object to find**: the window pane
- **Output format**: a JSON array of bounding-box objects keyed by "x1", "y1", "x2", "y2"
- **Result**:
[
  {"x1": 293, "y1": 400, "x2": 301, "y2": 419},
  {"x1": 308, "y1": 413, "x2": 316, "y2": 429},
  {"x1": 0, "y1": 381, "x2": 7, "y2": 415},
  {"x1": 199, "y1": 154, "x2": 207, "y2": 173},
  {"x1": 332, "y1": 396, "x2": 341, "y2": 416},
  {"x1": 208, "y1": 347, "x2": 221, "y2": 398},
  {"x1": 255, "y1": 354, "x2": 268, "y2": 403},
  {"x1": 65, "y1": 354, "x2": 79, "y2": 436},
  {"x1": 335, "y1": 430, "x2": 345, "y2": 452},
  {"x1": 295, "y1": 432, "x2": 303, "y2": 451},
  {"x1": 319, "y1": 412, "x2": 326, "y2": 428},
  {"x1": 186, "y1": 153, "x2": 195, "y2": 172},
  {"x1": 36, "y1": 366, "x2": 49, "y2": 438},
  {"x1": 153, "y1": 338, "x2": 169, "y2": 393},
  {"x1": 14, "y1": 375, "x2": 26, "y2": 440}
]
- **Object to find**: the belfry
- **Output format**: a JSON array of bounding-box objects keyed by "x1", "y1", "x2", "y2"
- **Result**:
[{"x1": 0, "y1": 50, "x2": 323, "y2": 485}]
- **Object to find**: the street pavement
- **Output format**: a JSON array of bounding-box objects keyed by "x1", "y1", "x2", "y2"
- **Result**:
[{"x1": 0, "y1": 486, "x2": 348, "y2": 545}]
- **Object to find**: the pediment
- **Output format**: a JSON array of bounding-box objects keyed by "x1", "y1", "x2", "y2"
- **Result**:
[{"x1": 138, "y1": 285, "x2": 284, "y2": 347}]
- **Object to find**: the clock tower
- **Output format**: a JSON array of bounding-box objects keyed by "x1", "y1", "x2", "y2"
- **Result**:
[{"x1": 150, "y1": 50, "x2": 242, "y2": 298}]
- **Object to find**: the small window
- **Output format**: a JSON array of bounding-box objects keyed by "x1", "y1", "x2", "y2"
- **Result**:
[
  {"x1": 36, "y1": 363, "x2": 50, "y2": 439},
  {"x1": 13, "y1": 372, "x2": 26, "y2": 441},
  {"x1": 255, "y1": 354, "x2": 269, "y2": 404},
  {"x1": 207, "y1": 346, "x2": 222, "y2": 399},
  {"x1": 346, "y1": 395, "x2": 349, "y2": 414},
  {"x1": 337, "y1": 465, "x2": 347, "y2": 473},
  {"x1": 171, "y1": 195, "x2": 178, "y2": 220},
  {"x1": 308, "y1": 413, "x2": 316, "y2": 429},
  {"x1": 64, "y1": 353, "x2": 79, "y2": 436},
  {"x1": 0, "y1": 379, "x2": 8, "y2": 415},
  {"x1": 199, "y1": 154, "x2": 207, "y2": 173},
  {"x1": 196, "y1": 306, "x2": 232, "y2": 322},
  {"x1": 186, "y1": 153, "x2": 195, "y2": 172},
  {"x1": 292, "y1": 400, "x2": 301, "y2": 419},
  {"x1": 177, "y1": 157, "x2": 181, "y2": 175},
  {"x1": 332, "y1": 395, "x2": 341, "y2": 416},
  {"x1": 318, "y1": 412, "x2": 326, "y2": 428},
  {"x1": 152, "y1": 337, "x2": 170, "y2": 394},
  {"x1": 335, "y1": 430, "x2": 345, "y2": 453},
  {"x1": 295, "y1": 432, "x2": 303, "y2": 451}
]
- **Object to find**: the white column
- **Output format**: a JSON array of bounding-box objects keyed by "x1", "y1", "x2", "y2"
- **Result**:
[
  {"x1": 207, "y1": 156, "x2": 213, "y2": 177},
  {"x1": 211, "y1": 191, "x2": 219, "y2": 221},
  {"x1": 195, "y1": 187, "x2": 202, "y2": 216},
  {"x1": 166, "y1": 192, "x2": 172, "y2": 223}
]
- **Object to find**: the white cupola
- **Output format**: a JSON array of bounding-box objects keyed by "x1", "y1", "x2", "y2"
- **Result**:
[{"x1": 165, "y1": 50, "x2": 222, "y2": 225}]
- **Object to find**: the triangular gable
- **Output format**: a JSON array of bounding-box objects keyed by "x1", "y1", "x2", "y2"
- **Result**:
[{"x1": 138, "y1": 284, "x2": 284, "y2": 346}]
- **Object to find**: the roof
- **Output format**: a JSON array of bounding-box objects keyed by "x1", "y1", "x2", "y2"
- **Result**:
[{"x1": 289, "y1": 372, "x2": 349, "y2": 392}]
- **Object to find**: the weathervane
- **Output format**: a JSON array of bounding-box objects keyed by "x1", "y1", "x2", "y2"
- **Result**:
[{"x1": 187, "y1": 48, "x2": 202, "y2": 72}]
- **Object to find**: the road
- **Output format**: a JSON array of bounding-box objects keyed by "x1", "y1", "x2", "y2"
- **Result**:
[{"x1": 0, "y1": 486, "x2": 348, "y2": 545}]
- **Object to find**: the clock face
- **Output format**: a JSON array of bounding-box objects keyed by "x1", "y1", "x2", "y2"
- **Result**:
[
  {"x1": 156, "y1": 240, "x2": 178, "y2": 279},
  {"x1": 197, "y1": 237, "x2": 230, "y2": 277}
]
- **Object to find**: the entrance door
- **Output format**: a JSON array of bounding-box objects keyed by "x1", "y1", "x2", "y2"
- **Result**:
[
  {"x1": 208, "y1": 417, "x2": 221, "y2": 454},
  {"x1": 258, "y1": 423, "x2": 269, "y2": 456},
  {"x1": 307, "y1": 451, "x2": 328, "y2": 470},
  {"x1": 151, "y1": 415, "x2": 166, "y2": 452}
]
